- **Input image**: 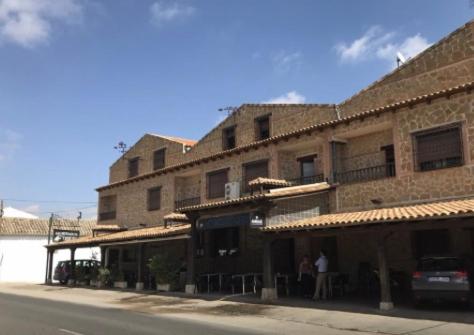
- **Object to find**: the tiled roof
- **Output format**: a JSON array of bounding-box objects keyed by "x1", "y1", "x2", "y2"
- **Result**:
[
  {"x1": 92, "y1": 224, "x2": 123, "y2": 231},
  {"x1": 263, "y1": 198, "x2": 474, "y2": 232},
  {"x1": 178, "y1": 182, "x2": 331, "y2": 212},
  {"x1": 248, "y1": 177, "x2": 291, "y2": 188},
  {"x1": 150, "y1": 134, "x2": 197, "y2": 146},
  {"x1": 163, "y1": 212, "x2": 189, "y2": 222},
  {"x1": 47, "y1": 224, "x2": 191, "y2": 249},
  {"x1": 97, "y1": 81, "x2": 474, "y2": 192},
  {"x1": 0, "y1": 218, "x2": 96, "y2": 236}
]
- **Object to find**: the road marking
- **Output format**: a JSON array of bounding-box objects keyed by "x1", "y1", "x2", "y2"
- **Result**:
[{"x1": 59, "y1": 329, "x2": 85, "y2": 335}]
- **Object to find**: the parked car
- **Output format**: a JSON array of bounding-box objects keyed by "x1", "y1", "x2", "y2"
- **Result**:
[
  {"x1": 412, "y1": 256, "x2": 472, "y2": 305},
  {"x1": 54, "y1": 259, "x2": 100, "y2": 284}
]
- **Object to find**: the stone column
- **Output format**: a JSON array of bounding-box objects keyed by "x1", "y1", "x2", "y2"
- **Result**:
[
  {"x1": 377, "y1": 234, "x2": 393, "y2": 310},
  {"x1": 68, "y1": 248, "x2": 76, "y2": 285},
  {"x1": 261, "y1": 237, "x2": 277, "y2": 301},
  {"x1": 136, "y1": 244, "x2": 145, "y2": 290},
  {"x1": 185, "y1": 219, "x2": 197, "y2": 294}
]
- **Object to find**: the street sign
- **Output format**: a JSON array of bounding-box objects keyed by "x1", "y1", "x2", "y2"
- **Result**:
[
  {"x1": 250, "y1": 212, "x2": 265, "y2": 228},
  {"x1": 53, "y1": 229, "x2": 80, "y2": 242}
]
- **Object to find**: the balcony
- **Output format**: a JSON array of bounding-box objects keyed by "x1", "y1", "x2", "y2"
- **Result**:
[
  {"x1": 334, "y1": 163, "x2": 395, "y2": 184},
  {"x1": 286, "y1": 174, "x2": 326, "y2": 186},
  {"x1": 99, "y1": 211, "x2": 116, "y2": 221},
  {"x1": 175, "y1": 196, "x2": 201, "y2": 209}
]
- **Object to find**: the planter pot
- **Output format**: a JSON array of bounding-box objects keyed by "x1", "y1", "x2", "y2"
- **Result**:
[
  {"x1": 67, "y1": 279, "x2": 76, "y2": 286},
  {"x1": 96, "y1": 281, "x2": 105, "y2": 289},
  {"x1": 156, "y1": 284, "x2": 171, "y2": 292},
  {"x1": 90, "y1": 279, "x2": 98, "y2": 287},
  {"x1": 78, "y1": 281, "x2": 88, "y2": 286},
  {"x1": 135, "y1": 282, "x2": 144, "y2": 291},
  {"x1": 113, "y1": 281, "x2": 128, "y2": 289}
]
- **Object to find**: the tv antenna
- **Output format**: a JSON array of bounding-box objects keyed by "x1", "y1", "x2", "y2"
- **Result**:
[
  {"x1": 218, "y1": 106, "x2": 237, "y2": 116},
  {"x1": 114, "y1": 141, "x2": 128, "y2": 154},
  {"x1": 396, "y1": 52, "x2": 406, "y2": 68}
]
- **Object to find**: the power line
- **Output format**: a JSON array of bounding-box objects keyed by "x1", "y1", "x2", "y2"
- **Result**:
[{"x1": 1, "y1": 198, "x2": 96, "y2": 204}]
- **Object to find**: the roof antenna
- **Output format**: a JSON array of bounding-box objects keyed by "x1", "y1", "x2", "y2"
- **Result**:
[
  {"x1": 218, "y1": 106, "x2": 237, "y2": 116},
  {"x1": 396, "y1": 52, "x2": 406, "y2": 68},
  {"x1": 114, "y1": 141, "x2": 128, "y2": 154}
]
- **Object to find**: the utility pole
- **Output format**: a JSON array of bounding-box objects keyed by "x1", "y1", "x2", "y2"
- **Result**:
[
  {"x1": 0, "y1": 200, "x2": 4, "y2": 218},
  {"x1": 45, "y1": 213, "x2": 54, "y2": 284}
]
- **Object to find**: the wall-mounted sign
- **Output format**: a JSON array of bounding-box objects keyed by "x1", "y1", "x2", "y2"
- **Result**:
[
  {"x1": 250, "y1": 212, "x2": 265, "y2": 228},
  {"x1": 53, "y1": 229, "x2": 80, "y2": 242}
]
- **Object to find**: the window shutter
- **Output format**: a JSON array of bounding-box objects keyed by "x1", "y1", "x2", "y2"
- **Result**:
[
  {"x1": 244, "y1": 160, "x2": 268, "y2": 190},
  {"x1": 147, "y1": 187, "x2": 161, "y2": 211},
  {"x1": 153, "y1": 149, "x2": 166, "y2": 170},
  {"x1": 208, "y1": 169, "x2": 228, "y2": 198}
]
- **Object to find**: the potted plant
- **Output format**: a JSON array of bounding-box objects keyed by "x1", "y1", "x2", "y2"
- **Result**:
[
  {"x1": 89, "y1": 266, "x2": 99, "y2": 287},
  {"x1": 111, "y1": 267, "x2": 127, "y2": 289},
  {"x1": 148, "y1": 253, "x2": 180, "y2": 292},
  {"x1": 97, "y1": 268, "x2": 110, "y2": 288}
]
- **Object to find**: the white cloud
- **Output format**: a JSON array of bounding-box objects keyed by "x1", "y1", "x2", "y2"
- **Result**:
[
  {"x1": 0, "y1": 0, "x2": 83, "y2": 48},
  {"x1": 264, "y1": 91, "x2": 306, "y2": 104},
  {"x1": 22, "y1": 204, "x2": 40, "y2": 214},
  {"x1": 150, "y1": 1, "x2": 195, "y2": 26},
  {"x1": 335, "y1": 26, "x2": 431, "y2": 66},
  {"x1": 0, "y1": 129, "x2": 22, "y2": 161},
  {"x1": 272, "y1": 50, "x2": 302, "y2": 74}
]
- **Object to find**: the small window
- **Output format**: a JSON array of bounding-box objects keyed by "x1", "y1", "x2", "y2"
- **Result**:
[
  {"x1": 243, "y1": 160, "x2": 268, "y2": 192},
  {"x1": 128, "y1": 157, "x2": 139, "y2": 178},
  {"x1": 223, "y1": 126, "x2": 236, "y2": 150},
  {"x1": 207, "y1": 169, "x2": 228, "y2": 199},
  {"x1": 413, "y1": 124, "x2": 463, "y2": 172},
  {"x1": 255, "y1": 115, "x2": 270, "y2": 140},
  {"x1": 153, "y1": 148, "x2": 166, "y2": 170},
  {"x1": 210, "y1": 227, "x2": 240, "y2": 257},
  {"x1": 99, "y1": 195, "x2": 117, "y2": 221},
  {"x1": 147, "y1": 187, "x2": 161, "y2": 211}
]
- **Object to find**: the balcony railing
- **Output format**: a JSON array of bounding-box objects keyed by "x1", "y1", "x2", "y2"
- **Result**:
[
  {"x1": 334, "y1": 163, "x2": 395, "y2": 184},
  {"x1": 99, "y1": 211, "x2": 116, "y2": 221},
  {"x1": 175, "y1": 196, "x2": 201, "y2": 209},
  {"x1": 287, "y1": 174, "x2": 326, "y2": 186}
]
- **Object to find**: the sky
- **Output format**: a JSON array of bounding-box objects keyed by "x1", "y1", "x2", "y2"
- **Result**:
[{"x1": 0, "y1": 0, "x2": 472, "y2": 218}]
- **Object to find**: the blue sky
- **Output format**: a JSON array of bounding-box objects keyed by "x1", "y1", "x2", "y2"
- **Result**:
[{"x1": 0, "y1": 0, "x2": 472, "y2": 218}]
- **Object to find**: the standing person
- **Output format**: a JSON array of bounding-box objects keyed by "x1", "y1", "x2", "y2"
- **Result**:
[
  {"x1": 297, "y1": 255, "x2": 313, "y2": 298},
  {"x1": 313, "y1": 250, "x2": 329, "y2": 300}
]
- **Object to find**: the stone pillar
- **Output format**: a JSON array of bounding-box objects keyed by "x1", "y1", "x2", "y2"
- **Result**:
[
  {"x1": 377, "y1": 234, "x2": 393, "y2": 310},
  {"x1": 100, "y1": 246, "x2": 106, "y2": 265},
  {"x1": 118, "y1": 247, "x2": 124, "y2": 274},
  {"x1": 68, "y1": 248, "x2": 76, "y2": 285},
  {"x1": 261, "y1": 238, "x2": 277, "y2": 301},
  {"x1": 185, "y1": 220, "x2": 197, "y2": 294},
  {"x1": 136, "y1": 244, "x2": 145, "y2": 290},
  {"x1": 104, "y1": 247, "x2": 110, "y2": 268}
]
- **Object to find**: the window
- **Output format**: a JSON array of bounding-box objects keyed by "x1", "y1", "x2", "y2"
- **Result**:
[
  {"x1": 207, "y1": 169, "x2": 228, "y2": 199},
  {"x1": 99, "y1": 195, "x2": 116, "y2": 221},
  {"x1": 222, "y1": 126, "x2": 236, "y2": 150},
  {"x1": 381, "y1": 144, "x2": 396, "y2": 177},
  {"x1": 153, "y1": 148, "x2": 166, "y2": 170},
  {"x1": 243, "y1": 160, "x2": 268, "y2": 192},
  {"x1": 255, "y1": 115, "x2": 271, "y2": 140},
  {"x1": 298, "y1": 155, "x2": 317, "y2": 184},
  {"x1": 210, "y1": 227, "x2": 240, "y2": 257},
  {"x1": 413, "y1": 124, "x2": 463, "y2": 172},
  {"x1": 128, "y1": 157, "x2": 139, "y2": 178},
  {"x1": 412, "y1": 229, "x2": 450, "y2": 258},
  {"x1": 147, "y1": 187, "x2": 161, "y2": 211}
]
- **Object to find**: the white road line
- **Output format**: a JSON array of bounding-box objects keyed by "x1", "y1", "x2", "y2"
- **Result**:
[{"x1": 58, "y1": 328, "x2": 85, "y2": 335}]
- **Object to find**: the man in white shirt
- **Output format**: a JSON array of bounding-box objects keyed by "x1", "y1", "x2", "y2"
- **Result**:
[{"x1": 313, "y1": 250, "x2": 329, "y2": 300}]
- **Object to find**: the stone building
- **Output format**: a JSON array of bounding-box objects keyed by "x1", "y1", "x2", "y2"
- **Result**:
[{"x1": 48, "y1": 20, "x2": 474, "y2": 310}]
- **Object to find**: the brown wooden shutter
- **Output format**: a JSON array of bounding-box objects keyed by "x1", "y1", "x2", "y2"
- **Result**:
[
  {"x1": 128, "y1": 157, "x2": 139, "y2": 178},
  {"x1": 147, "y1": 187, "x2": 161, "y2": 211},
  {"x1": 244, "y1": 160, "x2": 268, "y2": 191},
  {"x1": 153, "y1": 149, "x2": 166, "y2": 170},
  {"x1": 207, "y1": 169, "x2": 228, "y2": 198},
  {"x1": 414, "y1": 124, "x2": 463, "y2": 170}
]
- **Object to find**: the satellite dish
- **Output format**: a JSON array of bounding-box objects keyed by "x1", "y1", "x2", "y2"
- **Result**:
[{"x1": 396, "y1": 52, "x2": 406, "y2": 67}]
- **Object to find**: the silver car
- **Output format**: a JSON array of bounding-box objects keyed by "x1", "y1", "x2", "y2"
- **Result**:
[{"x1": 412, "y1": 256, "x2": 472, "y2": 305}]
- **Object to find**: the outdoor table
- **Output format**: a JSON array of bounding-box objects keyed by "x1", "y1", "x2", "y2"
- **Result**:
[
  {"x1": 274, "y1": 273, "x2": 294, "y2": 296},
  {"x1": 231, "y1": 273, "x2": 262, "y2": 294}
]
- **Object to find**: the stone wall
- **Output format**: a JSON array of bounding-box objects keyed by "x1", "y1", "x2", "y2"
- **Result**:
[{"x1": 340, "y1": 20, "x2": 474, "y2": 116}]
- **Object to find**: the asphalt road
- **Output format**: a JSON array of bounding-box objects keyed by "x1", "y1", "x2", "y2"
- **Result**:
[{"x1": 0, "y1": 292, "x2": 262, "y2": 335}]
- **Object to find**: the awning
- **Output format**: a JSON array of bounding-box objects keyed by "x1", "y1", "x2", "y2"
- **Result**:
[{"x1": 262, "y1": 198, "x2": 474, "y2": 232}]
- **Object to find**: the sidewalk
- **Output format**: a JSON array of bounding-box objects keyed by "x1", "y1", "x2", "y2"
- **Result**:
[{"x1": 1, "y1": 283, "x2": 473, "y2": 335}]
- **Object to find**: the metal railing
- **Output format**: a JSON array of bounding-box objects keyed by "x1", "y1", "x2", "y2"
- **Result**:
[
  {"x1": 334, "y1": 163, "x2": 395, "y2": 184},
  {"x1": 286, "y1": 174, "x2": 326, "y2": 186},
  {"x1": 175, "y1": 196, "x2": 201, "y2": 209}
]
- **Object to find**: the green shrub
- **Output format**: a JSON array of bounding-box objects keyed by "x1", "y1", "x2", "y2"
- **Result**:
[{"x1": 147, "y1": 253, "x2": 180, "y2": 286}]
